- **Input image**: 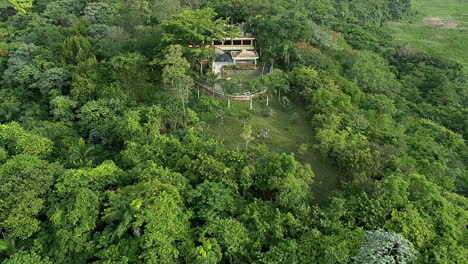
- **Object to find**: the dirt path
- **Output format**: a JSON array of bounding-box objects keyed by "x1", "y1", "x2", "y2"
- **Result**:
[{"x1": 423, "y1": 17, "x2": 465, "y2": 29}]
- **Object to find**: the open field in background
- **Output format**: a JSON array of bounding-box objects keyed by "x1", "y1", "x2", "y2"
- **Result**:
[
  {"x1": 203, "y1": 0, "x2": 468, "y2": 204},
  {"x1": 385, "y1": 0, "x2": 468, "y2": 70},
  {"x1": 206, "y1": 96, "x2": 340, "y2": 204}
]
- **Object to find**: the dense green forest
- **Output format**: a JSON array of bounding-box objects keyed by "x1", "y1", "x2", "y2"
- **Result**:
[{"x1": 0, "y1": 0, "x2": 467, "y2": 263}]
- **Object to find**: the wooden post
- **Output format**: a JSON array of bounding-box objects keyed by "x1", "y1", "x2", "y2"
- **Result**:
[
  {"x1": 249, "y1": 95, "x2": 253, "y2": 110},
  {"x1": 228, "y1": 98, "x2": 230, "y2": 109},
  {"x1": 266, "y1": 95, "x2": 269, "y2": 107}
]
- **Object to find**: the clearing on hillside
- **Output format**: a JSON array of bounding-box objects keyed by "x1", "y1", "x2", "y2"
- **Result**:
[
  {"x1": 385, "y1": 0, "x2": 468, "y2": 71},
  {"x1": 205, "y1": 96, "x2": 340, "y2": 204}
]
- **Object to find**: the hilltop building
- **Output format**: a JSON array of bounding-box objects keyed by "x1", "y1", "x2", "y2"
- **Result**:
[{"x1": 212, "y1": 32, "x2": 260, "y2": 75}]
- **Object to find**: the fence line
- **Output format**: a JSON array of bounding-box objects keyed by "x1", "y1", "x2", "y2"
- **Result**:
[{"x1": 196, "y1": 82, "x2": 268, "y2": 101}]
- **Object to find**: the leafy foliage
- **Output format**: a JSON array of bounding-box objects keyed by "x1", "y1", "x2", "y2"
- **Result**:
[
  {"x1": 354, "y1": 230, "x2": 416, "y2": 264},
  {"x1": 0, "y1": 0, "x2": 466, "y2": 263}
]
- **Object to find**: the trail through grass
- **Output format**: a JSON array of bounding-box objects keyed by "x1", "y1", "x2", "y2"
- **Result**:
[{"x1": 385, "y1": 0, "x2": 468, "y2": 71}]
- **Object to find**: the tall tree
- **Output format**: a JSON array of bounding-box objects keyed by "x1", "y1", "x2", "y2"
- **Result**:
[
  {"x1": 107, "y1": 52, "x2": 151, "y2": 102},
  {"x1": 354, "y1": 230, "x2": 416, "y2": 264},
  {"x1": 0, "y1": 154, "x2": 61, "y2": 240},
  {"x1": 252, "y1": 13, "x2": 315, "y2": 68},
  {"x1": 262, "y1": 69, "x2": 289, "y2": 101},
  {"x1": 162, "y1": 8, "x2": 235, "y2": 75},
  {"x1": 61, "y1": 36, "x2": 94, "y2": 67},
  {"x1": 161, "y1": 45, "x2": 194, "y2": 126},
  {"x1": 6, "y1": 0, "x2": 33, "y2": 14}
]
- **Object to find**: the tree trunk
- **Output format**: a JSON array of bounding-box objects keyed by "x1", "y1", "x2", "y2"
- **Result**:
[
  {"x1": 266, "y1": 95, "x2": 269, "y2": 107},
  {"x1": 181, "y1": 86, "x2": 186, "y2": 127},
  {"x1": 200, "y1": 60, "x2": 203, "y2": 76},
  {"x1": 182, "y1": 100, "x2": 186, "y2": 127},
  {"x1": 197, "y1": 87, "x2": 200, "y2": 99}
]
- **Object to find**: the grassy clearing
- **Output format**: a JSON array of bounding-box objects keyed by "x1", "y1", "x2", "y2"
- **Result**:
[
  {"x1": 221, "y1": 73, "x2": 261, "y2": 94},
  {"x1": 206, "y1": 95, "x2": 340, "y2": 203},
  {"x1": 227, "y1": 73, "x2": 259, "y2": 84},
  {"x1": 385, "y1": 0, "x2": 468, "y2": 70}
]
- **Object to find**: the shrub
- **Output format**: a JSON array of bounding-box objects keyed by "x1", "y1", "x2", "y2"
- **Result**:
[
  {"x1": 298, "y1": 143, "x2": 308, "y2": 154},
  {"x1": 223, "y1": 64, "x2": 235, "y2": 70},
  {"x1": 262, "y1": 107, "x2": 273, "y2": 117},
  {"x1": 223, "y1": 64, "x2": 258, "y2": 71},
  {"x1": 258, "y1": 128, "x2": 270, "y2": 140},
  {"x1": 289, "y1": 112, "x2": 298, "y2": 124},
  {"x1": 234, "y1": 64, "x2": 258, "y2": 70},
  {"x1": 281, "y1": 96, "x2": 290, "y2": 111}
]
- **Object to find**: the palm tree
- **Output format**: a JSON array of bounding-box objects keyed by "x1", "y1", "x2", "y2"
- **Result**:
[
  {"x1": 67, "y1": 138, "x2": 95, "y2": 168},
  {"x1": 0, "y1": 96, "x2": 20, "y2": 123},
  {"x1": 0, "y1": 104, "x2": 16, "y2": 123},
  {"x1": 104, "y1": 198, "x2": 142, "y2": 241},
  {"x1": 205, "y1": 72, "x2": 218, "y2": 86},
  {"x1": 0, "y1": 237, "x2": 23, "y2": 259},
  {"x1": 282, "y1": 42, "x2": 300, "y2": 70},
  {"x1": 205, "y1": 72, "x2": 222, "y2": 99},
  {"x1": 19, "y1": 103, "x2": 41, "y2": 129}
]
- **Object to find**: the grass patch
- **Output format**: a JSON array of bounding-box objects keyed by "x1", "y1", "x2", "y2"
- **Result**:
[
  {"x1": 227, "y1": 73, "x2": 259, "y2": 84},
  {"x1": 205, "y1": 95, "x2": 340, "y2": 204},
  {"x1": 385, "y1": 0, "x2": 468, "y2": 71},
  {"x1": 221, "y1": 73, "x2": 261, "y2": 94}
]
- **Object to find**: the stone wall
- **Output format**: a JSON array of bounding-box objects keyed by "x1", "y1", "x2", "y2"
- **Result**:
[{"x1": 223, "y1": 69, "x2": 263, "y2": 75}]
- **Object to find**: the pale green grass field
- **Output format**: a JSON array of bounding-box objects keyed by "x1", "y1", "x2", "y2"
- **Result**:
[{"x1": 385, "y1": 0, "x2": 468, "y2": 70}]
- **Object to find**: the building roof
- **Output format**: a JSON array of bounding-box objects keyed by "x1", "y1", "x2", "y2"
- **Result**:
[
  {"x1": 231, "y1": 50, "x2": 259, "y2": 59},
  {"x1": 215, "y1": 47, "x2": 225, "y2": 55},
  {"x1": 215, "y1": 53, "x2": 233, "y2": 62},
  {"x1": 223, "y1": 37, "x2": 256, "y2": 40}
]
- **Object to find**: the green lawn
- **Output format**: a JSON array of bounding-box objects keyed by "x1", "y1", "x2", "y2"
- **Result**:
[
  {"x1": 206, "y1": 96, "x2": 339, "y2": 204},
  {"x1": 385, "y1": 0, "x2": 468, "y2": 71},
  {"x1": 221, "y1": 73, "x2": 261, "y2": 95},
  {"x1": 227, "y1": 73, "x2": 259, "y2": 84}
]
